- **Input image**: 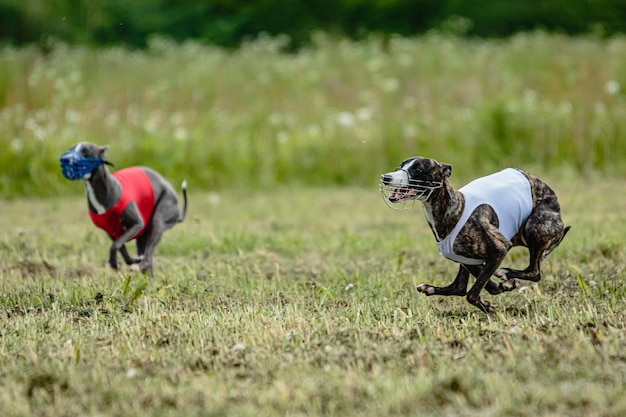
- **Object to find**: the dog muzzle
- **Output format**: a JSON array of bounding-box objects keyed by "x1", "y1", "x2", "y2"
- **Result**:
[
  {"x1": 379, "y1": 170, "x2": 443, "y2": 210},
  {"x1": 59, "y1": 149, "x2": 104, "y2": 180}
]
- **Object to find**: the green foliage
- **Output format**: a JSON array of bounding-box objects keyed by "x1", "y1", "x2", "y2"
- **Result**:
[
  {"x1": 0, "y1": 184, "x2": 624, "y2": 416},
  {"x1": 444, "y1": 0, "x2": 626, "y2": 37},
  {"x1": 2, "y1": 0, "x2": 626, "y2": 48},
  {"x1": 114, "y1": 275, "x2": 148, "y2": 312},
  {"x1": 1, "y1": 34, "x2": 626, "y2": 198}
]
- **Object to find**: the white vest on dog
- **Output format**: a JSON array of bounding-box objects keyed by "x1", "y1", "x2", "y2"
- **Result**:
[{"x1": 436, "y1": 168, "x2": 533, "y2": 265}]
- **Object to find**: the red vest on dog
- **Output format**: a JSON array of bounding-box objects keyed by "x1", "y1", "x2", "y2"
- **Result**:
[{"x1": 89, "y1": 168, "x2": 155, "y2": 240}]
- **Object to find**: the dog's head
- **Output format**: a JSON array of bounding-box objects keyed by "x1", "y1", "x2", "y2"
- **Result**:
[
  {"x1": 380, "y1": 156, "x2": 451, "y2": 209},
  {"x1": 60, "y1": 142, "x2": 112, "y2": 180}
]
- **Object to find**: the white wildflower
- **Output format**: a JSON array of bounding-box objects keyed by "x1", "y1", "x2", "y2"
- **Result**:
[{"x1": 604, "y1": 80, "x2": 620, "y2": 96}]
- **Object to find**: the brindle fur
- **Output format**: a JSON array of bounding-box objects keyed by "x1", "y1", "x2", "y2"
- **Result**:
[{"x1": 387, "y1": 157, "x2": 570, "y2": 313}]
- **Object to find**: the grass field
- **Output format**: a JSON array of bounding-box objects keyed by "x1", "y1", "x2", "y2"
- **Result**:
[
  {"x1": 2, "y1": 33, "x2": 626, "y2": 198},
  {"x1": 1, "y1": 177, "x2": 624, "y2": 416}
]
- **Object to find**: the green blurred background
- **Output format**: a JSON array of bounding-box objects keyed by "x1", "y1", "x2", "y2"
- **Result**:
[
  {"x1": 1, "y1": 0, "x2": 626, "y2": 198},
  {"x1": 2, "y1": 0, "x2": 626, "y2": 49}
]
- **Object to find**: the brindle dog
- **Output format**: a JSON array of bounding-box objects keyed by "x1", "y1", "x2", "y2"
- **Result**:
[{"x1": 380, "y1": 157, "x2": 570, "y2": 313}]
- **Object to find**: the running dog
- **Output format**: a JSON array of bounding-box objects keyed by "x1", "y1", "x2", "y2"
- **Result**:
[
  {"x1": 60, "y1": 142, "x2": 187, "y2": 278},
  {"x1": 380, "y1": 156, "x2": 570, "y2": 313}
]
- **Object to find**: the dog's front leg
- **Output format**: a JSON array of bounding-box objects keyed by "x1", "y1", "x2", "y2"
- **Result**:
[
  {"x1": 417, "y1": 264, "x2": 470, "y2": 296},
  {"x1": 120, "y1": 245, "x2": 142, "y2": 265},
  {"x1": 109, "y1": 229, "x2": 141, "y2": 270},
  {"x1": 109, "y1": 203, "x2": 144, "y2": 271},
  {"x1": 465, "y1": 253, "x2": 509, "y2": 313}
]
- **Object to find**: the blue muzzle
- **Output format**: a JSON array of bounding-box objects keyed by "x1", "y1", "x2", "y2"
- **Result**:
[{"x1": 59, "y1": 149, "x2": 104, "y2": 180}]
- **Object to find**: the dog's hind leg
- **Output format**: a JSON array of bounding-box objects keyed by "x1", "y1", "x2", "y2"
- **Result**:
[
  {"x1": 137, "y1": 228, "x2": 164, "y2": 278},
  {"x1": 134, "y1": 181, "x2": 183, "y2": 278},
  {"x1": 464, "y1": 265, "x2": 519, "y2": 295},
  {"x1": 496, "y1": 211, "x2": 570, "y2": 283},
  {"x1": 137, "y1": 216, "x2": 178, "y2": 278},
  {"x1": 417, "y1": 264, "x2": 470, "y2": 296}
]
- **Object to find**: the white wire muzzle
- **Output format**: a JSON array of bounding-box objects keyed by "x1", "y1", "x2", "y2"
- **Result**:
[{"x1": 379, "y1": 170, "x2": 443, "y2": 210}]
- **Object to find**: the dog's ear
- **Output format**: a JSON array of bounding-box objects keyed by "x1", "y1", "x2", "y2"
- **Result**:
[
  {"x1": 440, "y1": 163, "x2": 452, "y2": 178},
  {"x1": 97, "y1": 145, "x2": 109, "y2": 158}
]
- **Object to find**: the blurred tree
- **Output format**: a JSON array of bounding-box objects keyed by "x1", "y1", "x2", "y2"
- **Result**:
[
  {"x1": 1, "y1": 0, "x2": 625, "y2": 48},
  {"x1": 445, "y1": 0, "x2": 626, "y2": 36}
]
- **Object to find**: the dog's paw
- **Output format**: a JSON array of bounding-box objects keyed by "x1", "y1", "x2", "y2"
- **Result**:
[
  {"x1": 417, "y1": 284, "x2": 436, "y2": 296},
  {"x1": 129, "y1": 256, "x2": 143, "y2": 265},
  {"x1": 501, "y1": 279, "x2": 520, "y2": 291},
  {"x1": 482, "y1": 303, "x2": 497, "y2": 314},
  {"x1": 129, "y1": 264, "x2": 140, "y2": 272},
  {"x1": 476, "y1": 299, "x2": 497, "y2": 313},
  {"x1": 467, "y1": 293, "x2": 497, "y2": 313},
  {"x1": 494, "y1": 268, "x2": 508, "y2": 279},
  {"x1": 138, "y1": 262, "x2": 154, "y2": 279}
]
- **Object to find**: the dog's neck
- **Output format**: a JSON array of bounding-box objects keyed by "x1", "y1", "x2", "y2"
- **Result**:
[
  {"x1": 420, "y1": 180, "x2": 464, "y2": 242},
  {"x1": 83, "y1": 166, "x2": 121, "y2": 214}
]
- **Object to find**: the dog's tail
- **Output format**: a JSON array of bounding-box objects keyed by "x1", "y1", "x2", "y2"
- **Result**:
[
  {"x1": 543, "y1": 224, "x2": 572, "y2": 260},
  {"x1": 178, "y1": 180, "x2": 188, "y2": 222},
  {"x1": 563, "y1": 225, "x2": 571, "y2": 239},
  {"x1": 555, "y1": 225, "x2": 571, "y2": 247}
]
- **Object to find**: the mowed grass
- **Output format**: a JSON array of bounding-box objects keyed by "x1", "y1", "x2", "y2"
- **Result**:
[{"x1": 0, "y1": 178, "x2": 624, "y2": 417}]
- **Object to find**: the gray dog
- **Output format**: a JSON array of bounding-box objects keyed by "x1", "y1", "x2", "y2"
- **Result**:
[
  {"x1": 60, "y1": 142, "x2": 187, "y2": 278},
  {"x1": 380, "y1": 156, "x2": 570, "y2": 313}
]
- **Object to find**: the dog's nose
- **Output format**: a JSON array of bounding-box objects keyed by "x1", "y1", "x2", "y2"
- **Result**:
[{"x1": 381, "y1": 174, "x2": 393, "y2": 185}]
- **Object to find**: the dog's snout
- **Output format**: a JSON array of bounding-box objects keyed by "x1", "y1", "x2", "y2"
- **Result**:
[{"x1": 381, "y1": 174, "x2": 393, "y2": 185}]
